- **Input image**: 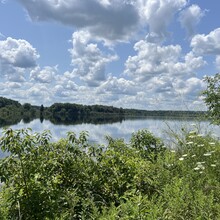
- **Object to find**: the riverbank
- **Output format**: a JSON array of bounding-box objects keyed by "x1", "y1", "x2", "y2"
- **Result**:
[{"x1": 0, "y1": 128, "x2": 219, "y2": 219}]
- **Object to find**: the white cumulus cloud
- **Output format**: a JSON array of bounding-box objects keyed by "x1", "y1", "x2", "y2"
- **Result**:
[
  {"x1": 124, "y1": 41, "x2": 181, "y2": 81},
  {"x1": 191, "y1": 28, "x2": 220, "y2": 55},
  {"x1": 0, "y1": 37, "x2": 39, "y2": 68},
  {"x1": 124, "y1": 39, "x2": 205, "y2": 81},
  {"x1": 30, "y1": 66, "x2": 57, "y2": 83},
  {"x1": 138, "y1": 0, "x2": 187, "y2": 42},
  {"x1": 179, "y1": 4, "x2": 205, "y2": 37},
  {"x1": 69, "y1": 30, "x2": 118, "y2": 87},
  {"x1": 97, "y1": 76, "x2": 137, "y2": 96}
]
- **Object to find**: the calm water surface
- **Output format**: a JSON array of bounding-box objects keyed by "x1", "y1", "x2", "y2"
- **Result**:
[{"x1": 1, "y1": 117, "x2": 219, "y2": 146}]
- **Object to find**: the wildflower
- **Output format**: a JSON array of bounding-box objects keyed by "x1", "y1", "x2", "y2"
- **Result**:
[
  {"x1": 209, "y1": 142, "x2": 215, "y2": 146},
  {"x1": 186, "y1": 141, "x2": 194, "y2": 145},
  {"x1": 197, "y1": 134, "x2": 204, "y2": 137},
  {"x1": 211, "y1": 164, "x2": 216, "y2": 167},
  {"x1": 179, "y1": 157, "x2": 184, "y2": 161},
  {"x1": 195, "y1": 162, "x2": 205, "y2": 170},
  {"x1": 182, "y1": 154, "x2": 188, "y2": 157},
  {"x1": 198, "y1": 144, "x2": 204, "y2": 147},
  {"x1": 204, "y1": 152, "x2": 212, "y2": 156},
  {"x1": 171, "y1": 150, "x2": 176, "y2": 153},
  {"x1": 189, "y1": 130, "x2": 196, "y2": 134},
  {"x1": 167, "y1": 164, "x2": 174, "y2": 167},
  {"x1": 191, "y1": 154, "x2": 196, "y2": 157}
]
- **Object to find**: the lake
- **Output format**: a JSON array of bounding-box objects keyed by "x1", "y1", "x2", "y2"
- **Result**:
[{"x1": 1, "y1": 117, "x2": 219, "y2": 152}]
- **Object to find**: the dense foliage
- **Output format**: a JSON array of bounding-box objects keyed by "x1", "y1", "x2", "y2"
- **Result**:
[
  {"x1": 0, "y1": 96, "x2": 206, "y2": 128},
  {"x1": 203, "y1": 73, "x2": 220, "y2": 125},
  {"x1": 0, "y1": 128, "x2": 219, "y2": 219},
  {"x1": 0, "y1": 97, "x2": 21, "y2": 108},
  {"x1": 0, "y1": 97, "x2": 42, "y2": 126}
]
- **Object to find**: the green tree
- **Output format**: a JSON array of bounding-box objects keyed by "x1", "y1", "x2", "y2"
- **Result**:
[
  {"x1": 203, "y1": 73, "x2": 220, "y2": 125},
  {"x1": 40, "y1": 104, "x2": 44, "y2": 112},
  {"x1": 23, "y1": 103, "x2": 31, "y2": 111}
]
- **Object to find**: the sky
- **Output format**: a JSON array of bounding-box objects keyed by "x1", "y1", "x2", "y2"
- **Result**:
[{"x1": 0, "y1": 0, "x2": 220, "y2": 110}]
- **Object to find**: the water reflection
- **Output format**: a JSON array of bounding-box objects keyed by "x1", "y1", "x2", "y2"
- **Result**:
[{"x1": 1, "y1": 117, "x2": 219, "y2": 146}]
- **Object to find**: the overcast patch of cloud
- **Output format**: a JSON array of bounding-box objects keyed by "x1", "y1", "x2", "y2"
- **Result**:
[
  {"x1": 191, "y1": 28, "x2": 220, "y2": 55},
  {"x1": 17, "y1": 0, "x2": 190, "y2": 43},
  {"x1": 179, "y1": 4, "x2": 205, "y2": 37},
  {"x1": 5, "y1": 82, "x2": 22, "y2": 89},
  {"x1": 18, "y1": 0, "x2": 140, "y2": 42},
  {"x1": 69, "y1": 30, "x2": 118, "y2": 87}
]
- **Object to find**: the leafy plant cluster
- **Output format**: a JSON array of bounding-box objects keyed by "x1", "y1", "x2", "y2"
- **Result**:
[
  {"x1": 203, "y1": 73, "x2": 220, "y2": 125},
  {"x1": 0, "y1": 128, "x2": 219, "y2": 219}
]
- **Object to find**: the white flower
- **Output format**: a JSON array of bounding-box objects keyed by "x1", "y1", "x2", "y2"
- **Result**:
[
  {"x1": 209, "y1": 142, "x2": 215, "y2": 146},
  {"x1": 204, "y1": 152, "x2": 212, "y2": 156},
  {"x1": 211, "y1": 164, "x2": 216, "y2": 167},
  {"x1": 189, "y1": 130, "x2": 196, "y2": 134},
  {"x1": 195, "y1": 163, "x2": 205, "y2": 170},
  {"x1": 182, "y1": 154, "x2": 188, "y2": 157},
  {"x1": 191, "y1": 154, "x2": 196, "y2": 158},
  {"x1": 197, "y1": 134, "x2": 204, "y2": 137},
  {"x1": 179, "y1": 157, "x2": 184, "y2": 161}
]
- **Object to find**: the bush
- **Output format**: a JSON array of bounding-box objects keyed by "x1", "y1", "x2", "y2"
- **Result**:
[
  {"x1": 203, "y1": 73, "x2": 220, "y2": 125},
  {"x1": 0, "y1": 128, "x2": 219, "y2": 219}
]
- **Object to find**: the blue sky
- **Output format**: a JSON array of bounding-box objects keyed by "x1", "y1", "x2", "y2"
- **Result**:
[{"x1": 0, "y1": 0, "x2": 220, "y2": 110}]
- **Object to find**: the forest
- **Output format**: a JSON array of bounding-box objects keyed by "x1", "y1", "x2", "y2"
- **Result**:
[{"x1": 0, "y1": 96, "x2": 206, "y2": 127}]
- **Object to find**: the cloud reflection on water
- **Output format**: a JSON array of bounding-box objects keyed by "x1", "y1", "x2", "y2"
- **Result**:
[{"x1": 2, "y1": 118, "x2": 219, "y2": 146}]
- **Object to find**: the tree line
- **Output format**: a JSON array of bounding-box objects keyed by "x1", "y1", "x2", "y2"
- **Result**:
[{"x1": 0, "y1": 96, "x2": 208, "y2": 127}]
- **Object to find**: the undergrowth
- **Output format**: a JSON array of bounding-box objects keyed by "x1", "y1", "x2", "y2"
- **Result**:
[{"x1": 0, "y1": 128, "x2": 219, "y2": 219}]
